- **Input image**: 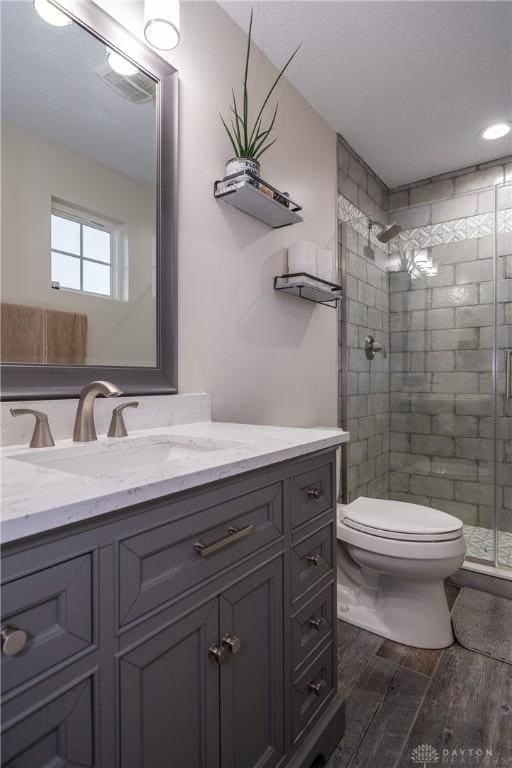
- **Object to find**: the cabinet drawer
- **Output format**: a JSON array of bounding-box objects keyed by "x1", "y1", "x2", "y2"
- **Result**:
[
  {"x1": 1, "y1": 555, "x2": 93, "y2": 693},
  {"x1": 291, "y1": 524, "x2": 334, "y2": 604},
  {"x1": 291, "y1": 582, "x2": 335, "y2": 672},
  {"x1": 118, "y1": 481, "x2": 283, "y2": 626},
  {"x1": 292, "y1": 643, "x2": 334, "y2": 744},
  {"x1": 290, "y1": 461, "x2": 334, "y2": 530},
  {"x1": 2, "y1": 674, "x2": 94, "y2": 767}
]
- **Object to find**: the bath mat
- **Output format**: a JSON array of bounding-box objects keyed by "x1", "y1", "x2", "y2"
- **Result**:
[{"x1": 452, "y1": 587, "x2": 512, "y2": 665}]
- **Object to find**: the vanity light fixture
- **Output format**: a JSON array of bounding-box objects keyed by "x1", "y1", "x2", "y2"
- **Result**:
[
  {"x1": 33, "y1": 0, "x2": 71, "y2": 27},
  {"x1": 106, "y1": 47, "x2": 139, "y2": 77},
  {"x1": 144, "y1": 0, "x2": 180, "y2": 51},
  {"x1": 479, "y1": 122, "x2": 512, "y2": 141}
]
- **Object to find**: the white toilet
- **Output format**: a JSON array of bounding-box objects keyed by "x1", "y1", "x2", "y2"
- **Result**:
[{"x1": 336, "y1": 497, "x2": 466, "y2": 649}]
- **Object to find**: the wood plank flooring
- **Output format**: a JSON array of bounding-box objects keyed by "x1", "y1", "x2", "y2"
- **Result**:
[{"x1": 327, "y1": 584, "x2": 512, "y2": 768}]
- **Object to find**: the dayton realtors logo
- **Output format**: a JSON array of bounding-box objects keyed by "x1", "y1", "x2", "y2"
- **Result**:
[
  {"x1": 411, "y1": 744, "x2": 495, "y2": 766},
  {"x1": 411, "y1": 744, "x2": 440, "y2": 767}
]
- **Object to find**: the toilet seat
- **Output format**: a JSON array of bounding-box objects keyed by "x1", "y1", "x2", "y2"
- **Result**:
[
  {"x1": 339, "y1": 497, "x2": 463, "y2": 542},
  {"x1": 343, "y1": 519, "x2": 462, "y2": 542}
]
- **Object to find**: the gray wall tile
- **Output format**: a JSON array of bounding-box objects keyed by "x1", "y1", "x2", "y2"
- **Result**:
[
  {"x1": 431, "y1": 285, "x2": 478, "y2": 308},
  {"x1": 454, "y1": 166, "x2": 504, "y2": 193},
  {"x1": 409, "y1": 179, "x2": 454, "y2": 204},
  {"x1": 431, "y1": 194, "x2": 478, "y2": 223}
]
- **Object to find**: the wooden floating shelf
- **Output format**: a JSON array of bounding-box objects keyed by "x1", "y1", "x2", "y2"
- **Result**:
[
  {"x1": 274, "y1": 272, "x2": 342, "y2": 308},
  {"x1": 214, "y1": 171, "x2": 303, "y2": 229}
]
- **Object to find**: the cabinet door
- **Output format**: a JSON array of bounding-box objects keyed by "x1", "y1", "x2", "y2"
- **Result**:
[
  {"x1": 119, "y1": 599, "x2": 220, "y2": 768},
  {"x1": 219, "y1": 557, "x2": 285, "y2": 768}
]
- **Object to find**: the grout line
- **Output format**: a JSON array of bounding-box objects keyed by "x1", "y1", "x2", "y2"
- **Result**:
[
  {"x1": 391, "y1": 645, "x2": 447, "y2": 768},
  {"x1": 346, "y1": 665, "x2": 402, "y2": 768}
]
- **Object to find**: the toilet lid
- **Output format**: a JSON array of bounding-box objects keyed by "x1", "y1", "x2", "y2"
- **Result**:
[{"x1": 340, "y1": 497, "x2": 463, "y2": 542}]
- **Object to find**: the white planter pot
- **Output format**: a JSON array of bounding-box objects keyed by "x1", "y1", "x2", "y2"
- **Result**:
[{"x1": 225, "y1": 157, "x2": 260, "y2": 179}]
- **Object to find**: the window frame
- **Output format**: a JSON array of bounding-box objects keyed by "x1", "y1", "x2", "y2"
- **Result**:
[{"x1": 50, "y1": 204, "x2": 118, "y2": 299}]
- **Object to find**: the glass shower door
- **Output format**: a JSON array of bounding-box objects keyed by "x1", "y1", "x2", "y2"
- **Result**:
[{"x1": 497, "y1": 182, "x2": 512, "y2": 570}]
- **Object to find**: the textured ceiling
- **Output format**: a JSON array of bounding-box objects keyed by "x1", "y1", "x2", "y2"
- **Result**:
[
  {"x1": 220, "y1": 1, "x2": 512, "y2": 188},
  {"x1": 1, "y1": 2, "x2": 156, "y2": 186}
]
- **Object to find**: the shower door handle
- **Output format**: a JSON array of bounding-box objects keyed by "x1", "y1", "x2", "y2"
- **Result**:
[{"x1": 506, "y1": 349, "x2": 512, "y2": 400}]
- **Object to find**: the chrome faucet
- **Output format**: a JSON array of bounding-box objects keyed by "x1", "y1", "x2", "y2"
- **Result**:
[{"x1": 73, "y1": 381, "x2": 122, "y2": 442}]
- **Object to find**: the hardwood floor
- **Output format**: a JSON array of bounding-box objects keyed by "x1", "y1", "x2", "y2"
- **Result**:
[{"x1": 327, "y1": 584, "x2": 512, "y2": 768}]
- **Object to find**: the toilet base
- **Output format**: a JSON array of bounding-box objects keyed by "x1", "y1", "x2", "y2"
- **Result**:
[{"x1": 336, "y1": 577, "x2": 455, "y2": 649}]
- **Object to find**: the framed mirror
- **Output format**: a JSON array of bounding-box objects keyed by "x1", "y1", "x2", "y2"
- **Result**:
[{"x1": 1, "y1": 0, "x2": 177, "y2": 399}]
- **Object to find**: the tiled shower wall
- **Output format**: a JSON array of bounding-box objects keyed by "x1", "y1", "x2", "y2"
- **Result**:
[
  {"x1": 338, "y1": 141, "x2": 512, "y2": 542},
  {"x1": 337, "y1": 135, "x2": 390, "y2": 502},
  {"x1": 386, "y1": 164, "x2": 512, "y2": 536}
]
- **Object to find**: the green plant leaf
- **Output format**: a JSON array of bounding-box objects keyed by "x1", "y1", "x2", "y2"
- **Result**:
[
  {"x1": 231, "y1": 89, "x2": 243, "y2": 146},
  {"x1": 248, "y1": 103, "x2": 278, "y2": 156},
  {"x1": 247, "y1": 41, "x2": 301, "y2": 150},
  {"x1": 246, "y1": 115, "x2": 264, "y2": 156},
  {"x1": 242, "y1": 8, "x2": 253, "y2": 153},
  {"x1": 220, "y1": 113, "x2": 239, "y2": 156},
  {"x1": 253, "y1": 136, "x2": 278, "y2": 160},
  {"x1": 230, "y1": 119, "x2": 244, "y2": 155}
]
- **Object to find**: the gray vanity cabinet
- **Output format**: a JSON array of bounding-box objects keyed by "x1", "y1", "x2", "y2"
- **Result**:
[
  {"x1": 119, "y1": 556, "x2": 284, "y2": 768},
  {"x1": 219, "y1": 556, "x2": 284, "y2": 768},
  {"x1": 1, "y1": 449, "x2": 344, "y2": 768},
  {"x1": 119, "y1": 599, "x2": 220, "y2": 768}
]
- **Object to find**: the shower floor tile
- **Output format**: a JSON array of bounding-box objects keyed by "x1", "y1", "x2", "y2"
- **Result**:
[{"x1": 463, "y1": 524, "x2": 512, "y2": 567}]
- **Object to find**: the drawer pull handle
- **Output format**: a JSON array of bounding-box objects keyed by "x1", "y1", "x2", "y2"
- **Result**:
[
  {"x1": 1, "y1": 625, "x2": 28, "y2": 656},
  {"x1": 309, "y1": 680, "x2": 324, "y2": 696},
  {"x1": 306, "y1": 554, "x2": 320, "y2": 566},
  {"x1": 308, "y1": 617, "x2": 323, "y2": 630},
  {"x1": 222, "y1": 633, "x2": 241, "y2": 654},
  {"x1": 208, "y1": 643, "x2": 228, "y2": 665},
  {"x1": 194, "y1": 524, "x2": 254, "y2": 557},
  {"x1": 306, "y1": 487, "x2": 321, "y2": 500}
]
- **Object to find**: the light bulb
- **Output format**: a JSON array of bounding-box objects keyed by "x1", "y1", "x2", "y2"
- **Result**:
[
  {"x1": 480, "y1": 123, "x2": 511, "y2": 141},
  {"x1": 144, "y1": 0, "x2": 180, "y2": 51},
  {"x1": 34, "y1": 0, "x2": 71, "y2": 26},
  {"x1": 106, "y1": 48, "x2": 138, "y2": 77}
]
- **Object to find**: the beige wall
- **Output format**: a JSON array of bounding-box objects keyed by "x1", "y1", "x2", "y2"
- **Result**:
[
  {"x1": 96, "y1": 0, "x2": 338, "y2": 426},
  {"x1": 1, "y1": 121, "x2": 156, "y2": 366}
]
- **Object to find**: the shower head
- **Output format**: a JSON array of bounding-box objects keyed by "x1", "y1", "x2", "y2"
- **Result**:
[
  {"x1": 377, "y1": 223, "x2": 402, "y2": 243},
  {"x1": 368, "y1": 219, "x2": 402, "y2": 243}
]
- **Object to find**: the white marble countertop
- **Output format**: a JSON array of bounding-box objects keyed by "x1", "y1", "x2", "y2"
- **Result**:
[{"x1": 1, "y1": 421, "x2": 349, "y2": 543}]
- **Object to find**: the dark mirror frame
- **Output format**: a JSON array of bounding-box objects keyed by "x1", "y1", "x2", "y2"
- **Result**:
[{"x1": 1, "y1": 0, "x2": 178, "y2": 400}]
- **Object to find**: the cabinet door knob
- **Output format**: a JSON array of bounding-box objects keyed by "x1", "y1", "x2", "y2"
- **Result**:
[
  {"x1": 308, "y1": 617, "x2": 323, "y2": 630},
  {"x1": 1, "y1": 625, "x2": 28, "y2": 656},
  {"x1": 222, "y1": 633, "x2": 241, "y2": 654},
  {"x1": 306, "y1": 487, "x2": 321, "y2": 500},
  {"x1": 306, "y1": 554, "x2": 320, "y2": 566},
  {"x1": 208, "y1": 643, "x2": 228, "y2": 665},
  {"x1": 308, "y1": 680, "x2": 323, "y2": 696}
]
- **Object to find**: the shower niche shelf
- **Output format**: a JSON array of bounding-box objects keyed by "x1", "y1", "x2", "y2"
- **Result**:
[
  {"x1": 274, "y1": 272, "x2": 342, "y2": 308},
  {"x1": 214, "y1": 171, "x2": 303, "y2": 228}
]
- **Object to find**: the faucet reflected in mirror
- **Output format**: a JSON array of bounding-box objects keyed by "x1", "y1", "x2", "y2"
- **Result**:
[{"x1": 73, "y1": 381, "x2": 122, "y2": 442}]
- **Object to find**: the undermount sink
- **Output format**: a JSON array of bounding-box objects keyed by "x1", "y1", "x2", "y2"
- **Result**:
[{"x1": 10, "y1": 434, "x2": 236, "y2": 479}]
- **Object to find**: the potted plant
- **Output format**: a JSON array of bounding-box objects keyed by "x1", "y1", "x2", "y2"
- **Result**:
[{"x1": 220, "y1": 8, "x2": 301, "y2": 181}]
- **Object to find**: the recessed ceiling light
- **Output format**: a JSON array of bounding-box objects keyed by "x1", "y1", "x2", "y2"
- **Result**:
[
  {"x1": 479, "y1": 122, "x2": 512, "y2": 141},
  {"x1": 33, "y1": 0, "x2": 71, "y2": 26},
  {"x1": 106, "y1": 48, "x2": 139, "y2": 77}
]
